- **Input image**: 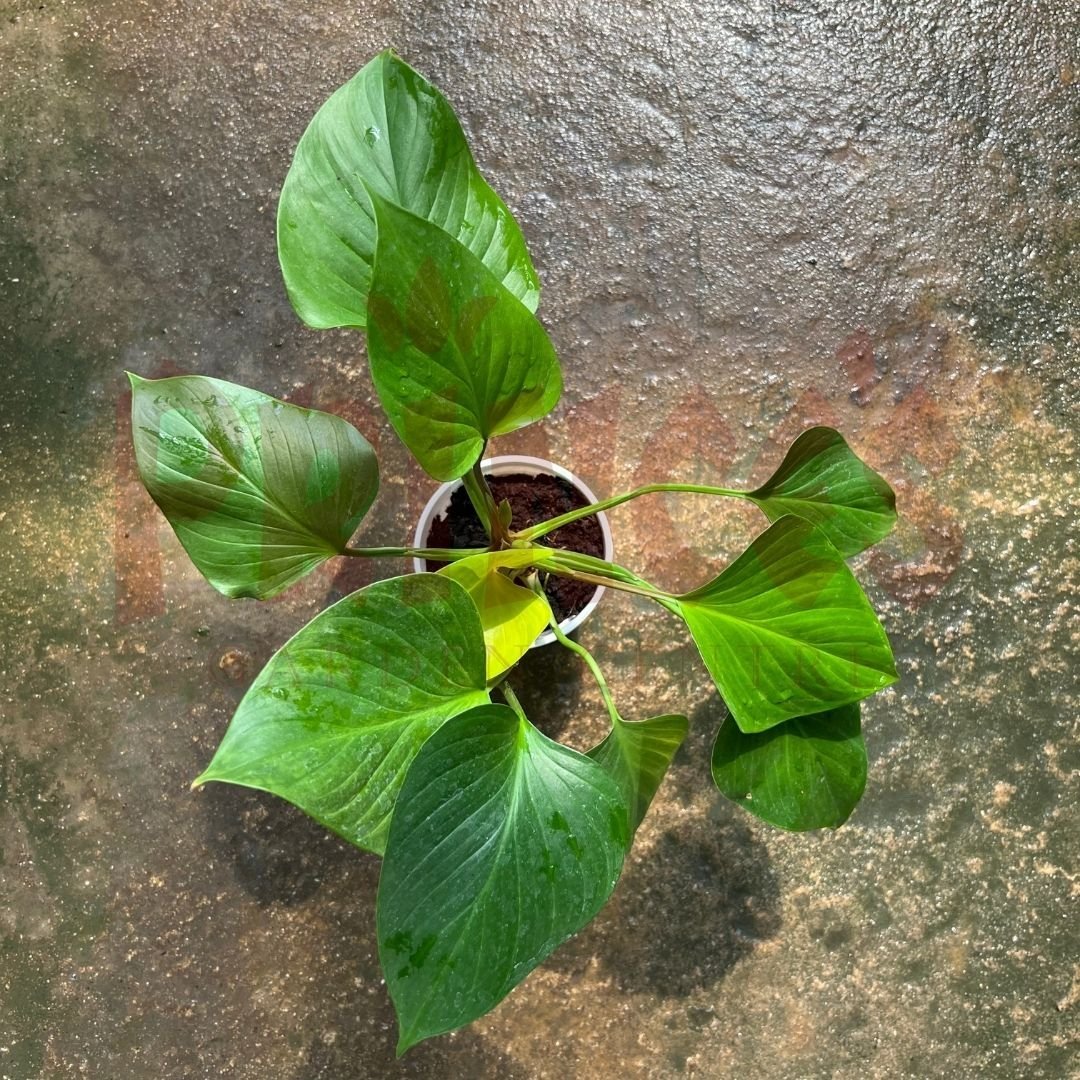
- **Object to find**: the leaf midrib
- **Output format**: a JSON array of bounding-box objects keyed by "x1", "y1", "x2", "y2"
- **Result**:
[
  {"x1": 682, "y1": 602, "x2": 892, "y2": 684},
  {"x1": 393, "y1": 731, "x2": 526, "y2": 1041},
  {"x1": 756, "y1": 491, "x2": 891, "y2": 515}
]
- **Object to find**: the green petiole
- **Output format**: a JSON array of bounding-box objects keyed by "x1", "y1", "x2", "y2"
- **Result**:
[
  {"x1": 546, "y1": 612, "x2": 621, "y2": 727},
  {"x1": 513, "y1": 482, "x2": 744, "y2": 543},
  {"x1": 461, "y1": 452, "x2": 510, "y2": 548},
  {"x1": 343, "y1": 546, "x2": 489, "y2": 562}
]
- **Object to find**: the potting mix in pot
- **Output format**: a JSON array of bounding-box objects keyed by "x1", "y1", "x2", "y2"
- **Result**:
[
  {"x1": 128, "y1": 51, "x2": 898, "y2": 1053},
  {"x1": 422, "y1": 469, "x2": 606, "y2": 622}
]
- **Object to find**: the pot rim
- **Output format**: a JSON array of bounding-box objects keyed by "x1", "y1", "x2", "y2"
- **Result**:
[{"x1": 412, "y1": 455, "x2": 614, "y2": 647}]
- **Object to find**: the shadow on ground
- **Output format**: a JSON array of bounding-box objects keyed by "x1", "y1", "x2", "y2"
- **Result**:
[
  {"x1": 201, "y1": 784, "x2": 375, "y2": 907},
  {"x1": 295, "y1": 1029, "x2": 531, "y2": 1080},
  {"x1": 552, "y1": 808, "x2": 781, "y2": 997},
  {"x1": 549, "y1": 691, "x2": 781, "y2": 996},
  {"x1": 504, "y1": 638, "x2": 589, "y2": 742}
]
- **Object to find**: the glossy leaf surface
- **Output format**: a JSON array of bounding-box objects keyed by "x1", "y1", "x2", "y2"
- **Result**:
[
  {"x1": 366, "y1": 196, "x2": 562, "y2": 480},
  {"x1": 438, "y1": 548, "x2": 554, "y2": 678},
  {"x1": 711, "y1": 704, "x2": 866, "y2": 830},
  {"x1": 676, "y1": 517, "x2": 896, "y2": 734},
  {"x1": 129, "y1": 373, "x2": 378, "y2": 599},
  {"x1": 749, "y1": 427, "x2": 896, "y2": 557},
  {"x1": 378, "y1": 704, "x2": 629, "y2": 1052},
  {"x1": 277, "y1": 50, "x2": 539, "y2": 329},
  {"x1": 588, "y1": 713, "x2": 688, "y2": 833},
  {"x1": 193, "y1": 575, "x2": 489, "y2": 855}
]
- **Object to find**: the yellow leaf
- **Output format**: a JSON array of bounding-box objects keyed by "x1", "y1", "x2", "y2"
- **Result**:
[{"x1": 439, "y1": 549, "x2": 554, "y2": 678}]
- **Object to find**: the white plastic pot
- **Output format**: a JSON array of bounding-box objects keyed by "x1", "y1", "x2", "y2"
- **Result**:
[{"x1": 412, "y1": 455, "x2": 614, "y2": 647}]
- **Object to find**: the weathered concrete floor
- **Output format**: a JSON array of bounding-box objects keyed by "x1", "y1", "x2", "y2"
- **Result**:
[{"x1": 2, "y1": 1, "x2": 1077, "y2": 1077}]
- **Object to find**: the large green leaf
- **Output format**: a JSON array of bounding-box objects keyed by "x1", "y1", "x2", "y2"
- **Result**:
[
  {"x1": 588, "y1": 713, "x2": 688, "y2": 833},
  {"x1": 748, "y1": 427, "x2": 896, "y2": 557},
  {"x1": 366, "y1": 196, "x2": 562, "y2": 480},
  {"x1": 277, "y1": 50, "x2": 540, "y2": 330},
  {"x1": 193, "y1": 575, "x2": 490, "y2": 855},
  {"x1": 676, "y1": 517, "x2": 896, "y2": 734},
  {"x1": 438, "y1": 548, "x2": 554, "y2": 678},
  {"x1": 378, "y1": 703, "x2": 629, "y2": 1053},
  {"x1": 711, "y1": 704, "x2": 866, "y2": 830},
  {"x1": 129, "y1": 373, "x2": 378, "y2": 599}
]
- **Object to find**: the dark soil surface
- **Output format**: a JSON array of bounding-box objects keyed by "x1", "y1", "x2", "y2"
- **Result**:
[{"x1": 424, "y1": 472, "x2": 606, "y2": 623}]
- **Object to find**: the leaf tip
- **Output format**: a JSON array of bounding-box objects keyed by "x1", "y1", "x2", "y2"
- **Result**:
[
  {"x1": 364, "y1": 182, "x2": 392, "y2": 221},
  {"x1": 125, "y1": 370, "x2": 146, "y2": 390},
  {"x1": 394, "y1": 1027, "x2": 422, "y2": 1057},
  {"x1": 876, "y1": 650, "x2": 900, "y2": 687}
]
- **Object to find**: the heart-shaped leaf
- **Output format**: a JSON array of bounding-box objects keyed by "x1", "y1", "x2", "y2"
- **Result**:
[
  {"x1": 277, "y1": 50, "x2": 539, "y2": 330},
  {"x1": 676, "y1": 517, "x2": 896, "y2": 733},
  {"x1": 438, "y1": 548, "x2": 554, "y2": 678},
  {"x1": 193, "y1": 575, "x2": 490, "y2": 855},
  {"x1": 588, "y1": 713, "x2": 688, "y2": 833},
  {"x1": 129, "y1": 373, "x2": 378, "y2": 599},
  {"x1": 378, "y1": 703, "x2": 629, "y2": 1053},
  {"x1": 748, "y1": 427, "x2": 896, "y2": 556},
  {"x1": 711, "y1": 704, "x2": 866, "y2": 830},
  {"x1": 366, "y1": 196, "x2": 562, "y2": 480}
]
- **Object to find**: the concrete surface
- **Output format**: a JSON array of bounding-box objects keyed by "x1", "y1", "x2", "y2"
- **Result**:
[{"x1": 1, "y1": 1, "x2": 1077, "y2": 1077}]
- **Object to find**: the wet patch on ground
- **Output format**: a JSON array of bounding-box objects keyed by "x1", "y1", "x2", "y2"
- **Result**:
[{"x1": 3, "y1": 0, "x2": 1078, "y2": 1077}]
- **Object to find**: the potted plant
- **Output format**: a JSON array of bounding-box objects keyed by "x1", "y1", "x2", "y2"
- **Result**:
[{"x1": 128, "y1": 50, "x2": 897, "y2": 1054}]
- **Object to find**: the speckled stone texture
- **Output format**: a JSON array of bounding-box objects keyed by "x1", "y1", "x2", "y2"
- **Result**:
[{"x1": 2, "y1": 1, "x2": 1077, "y2": 1077}]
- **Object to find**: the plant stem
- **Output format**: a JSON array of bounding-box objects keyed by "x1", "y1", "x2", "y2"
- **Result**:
[
  {"x1": 547, "y1": 615, "x2": 621, "y2": 727},
  {"x1": 342, "y1": 546, "x2": 487, "y2": 562},
  {"x1": 461, "y1": 453, "x2": 510, "y2": 548},
  {"x1": 500, "y1": 682, "x2": 527, "y2": 721},
  {"x1": 514, "y1": 482, "x2": 746, "y2": 542},
  {"x1": 543, "y1": 565, "x2": 667, "y2": 602},
  {"x1": 544, "y1": 548, "x2": 652, "y2": 585},
  {"x1": 544, "y1": 551, "x2": 683, "y2": 616}
]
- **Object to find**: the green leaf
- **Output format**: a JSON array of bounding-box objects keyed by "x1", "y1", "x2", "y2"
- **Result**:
[
  {"x1": 676, "y1": 517, "x2": 897, "y2": 734},
  {"x1": 378, "y1": 703, "x2": 630, "y2": 1053},
  {"x1": 748, "y1": 427, "x2": 896, "y2": 557},
  {"x1": 366, "y1": 196, "x2": 562, "y2": 480},
  {"x1": 711, "y1": 704, "x2": 866, "y2": 830},
  {"x1": 193, "y1": 575, "x2": 490, "y2": 855},
  {"x1": 588, "y1": 713, "x2": 688, "y2": 833},
  {"x1": 129, "y1": 373, "x2": 378, "y2": 599},
  {"x1": 438, "y1": 549, "x2": 554, "y2": 678},
  {"x1": 277, "y1": 50, "x2": 540, "y2": 330}
]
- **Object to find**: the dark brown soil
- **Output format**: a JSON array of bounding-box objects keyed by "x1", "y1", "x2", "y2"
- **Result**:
[{"x1": 423, "y1": 472, "x2": 606, "y2": 623}]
